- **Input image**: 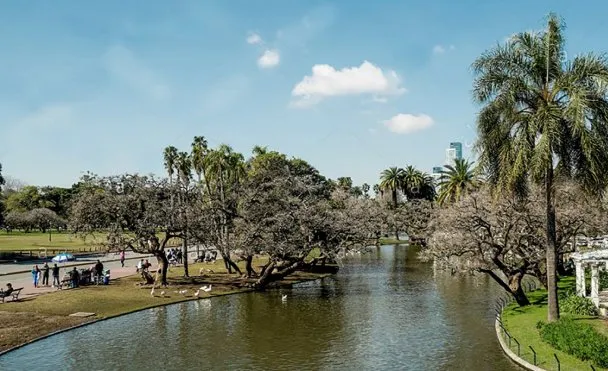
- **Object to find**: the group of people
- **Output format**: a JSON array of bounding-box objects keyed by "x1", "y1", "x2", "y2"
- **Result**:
[
  {"x1": 31, "y1": 263, "x2": 61, "y2": 288},
  {"x1": 166, "y1": 248, "x2": 183, "y2": 265}
]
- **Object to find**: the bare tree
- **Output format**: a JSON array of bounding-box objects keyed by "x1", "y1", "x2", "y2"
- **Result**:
[
  {"x1": 69, "y1": 174, "x2": 184, "y2": 285},
  {"x1": 423, "y1": 183, "x2": 606, "y2": 305}
]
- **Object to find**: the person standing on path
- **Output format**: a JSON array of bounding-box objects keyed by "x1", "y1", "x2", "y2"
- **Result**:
[
  {"x1": 52, "y1": 263, "x2": 60, "y2": 288},
  {"x1": 120, "y1": 250, "x2": 125, "y2": 267},
  {"x1": 31, "y1": 265, "x2": 40, "y2": 288},
  {"x1": 42, "y1": 262, "x2": 50, "y2": 286}
]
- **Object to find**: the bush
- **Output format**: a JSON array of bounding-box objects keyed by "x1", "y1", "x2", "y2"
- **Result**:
[
  {"x1": 601, "y1": 271, "x2": 608, "y2": 290},
  {"x1": 538, "y1": 317, "x2": 608, "y2": 367},
  {"x1": 561, "y1": 294, "x2": 599, "y2": 316}
]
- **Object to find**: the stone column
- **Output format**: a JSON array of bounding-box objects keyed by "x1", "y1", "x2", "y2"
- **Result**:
[
  {"x1": 575, "y1": 261, "x2": 586, "y2": 297},
  {"x1": 590, "y1": 263, "x2": 600, "y2": 308}
]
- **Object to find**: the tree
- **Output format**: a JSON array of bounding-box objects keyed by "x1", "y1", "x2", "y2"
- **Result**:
[
  {"x1": 379, "y1": 167, "x2": 404, "y2": 209},
  {"x1": 0, "y1": 163, "x2": 5, "y2": 190},
  {"x1": 424, "y1": 183, "x2": 605, "y2": 305},
  {"x1": 472, "y1": 14, "x2": 608, "y2": 321},
  {"x1": 437, "y1": 158, "x2": 480, "y2": 205},
  {"x1": 176, "y1": 151, "x2": 192, "y2": 277},
  {"x1": 361, "y1": 183, "x2": 370, "y2": 198},
  {"x1": 70, "y1": 174, "x2": 179, "y2": 285}
]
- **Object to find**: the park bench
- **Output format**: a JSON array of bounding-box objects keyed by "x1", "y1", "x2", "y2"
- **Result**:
[{"x1": 0, "y1": 287, "x2": 23, "y2": 303}]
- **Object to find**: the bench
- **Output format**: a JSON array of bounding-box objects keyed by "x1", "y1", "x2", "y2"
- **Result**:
[{"x1": 0, "y1": 288, "x2": 23, "y2": 303}]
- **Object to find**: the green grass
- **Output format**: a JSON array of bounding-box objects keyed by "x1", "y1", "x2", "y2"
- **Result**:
[
  {"x1": 0, "y1": 231, "x2": 181, "y2": 253},
  {"x1": 502, "y1": 276, "x2": 608, "y2": 371}
]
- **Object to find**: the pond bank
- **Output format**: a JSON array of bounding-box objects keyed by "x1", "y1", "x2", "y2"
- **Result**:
[
  {"x1": 0, "y1": 260, "x2": 332, "y2": 354},
  {"x1": 498, "y1": 276, "x2": 608, "y2": 371}
]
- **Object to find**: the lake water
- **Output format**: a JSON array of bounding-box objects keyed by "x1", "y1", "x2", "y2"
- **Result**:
[{"x1": 0, "y1": 245, "x2": 518, "y2": 370}]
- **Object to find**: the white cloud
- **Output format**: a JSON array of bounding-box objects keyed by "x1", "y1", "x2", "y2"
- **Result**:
[
  {"x1": 247, "y1": 32, "x2": 262, "y2": 45},
  {"x1": 433, "y1": 44, "x2": 455, "y2": 55},
  {"x1": 383, "y1": 113, "x2": 434, "y2": 134},
  {"x1": 103, "y1": 45, "x2": 171, "y2": 100},
  {"x1": 257, "y1": 49, "x2": 280, "y2": 68},
  {"x1": 291, "y1": 61, "x2": 405, "y2": 107}
]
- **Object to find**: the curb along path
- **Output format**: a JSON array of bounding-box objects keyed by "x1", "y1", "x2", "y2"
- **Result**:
[{"x1": 495, "y1": 316, "x2": 546, "y2": 371}]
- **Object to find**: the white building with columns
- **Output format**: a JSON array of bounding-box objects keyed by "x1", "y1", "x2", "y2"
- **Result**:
[{"x1": 571, "y1": 249, "x2": 608, "y2": 315}]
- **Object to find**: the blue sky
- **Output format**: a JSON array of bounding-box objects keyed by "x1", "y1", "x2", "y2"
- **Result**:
[{"x1": 1, "y1": 1, "x2": 608, "y2": 188}]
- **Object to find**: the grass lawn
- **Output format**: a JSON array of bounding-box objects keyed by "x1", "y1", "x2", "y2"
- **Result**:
[
  {"x1": 0, "y1": 231, "x2": 181, "y2": 253},
  {"x1": 502, "y1": 276, "x2": 608, "y2": 371},
  {"x1": 0, "y1": 258, "x2": 331, "y2": 352}
]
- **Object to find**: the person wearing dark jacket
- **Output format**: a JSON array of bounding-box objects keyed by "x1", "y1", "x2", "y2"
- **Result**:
[
  {"x1": 52, "y1": 264, "x2": 60, "y2": 287},
  {"x1": 42, "y1": 263, "x2": 50, "y2": 286},
  {"x1": 94, "y1": 260, "x2": 104, "y2": 283}
]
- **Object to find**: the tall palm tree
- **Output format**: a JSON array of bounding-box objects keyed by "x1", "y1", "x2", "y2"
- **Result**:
[
  {"x1": 379, "y1": 167, "x2": 405, "y2": 209},
  {"x1": 191, "y1": 136, "x2": 208, "y2": 184},
  {"x1": 163, "y1": 146, "x2": 178, "y2": 185},
  {"x1": 418, "y1": 173, "x2": 437, "y2": 201},
  {"x1": 176, "y1": 151, "x2": 191, "y2": 277},
  {"x1": 437, "y1": 158, "x2": 479, "y2": 205},
  {"x1": 401, "y1": 165, "x2": 424, "y2": 199},
  {"x1": 472, "y1": 14, "x2": 608, "y2": 322}
]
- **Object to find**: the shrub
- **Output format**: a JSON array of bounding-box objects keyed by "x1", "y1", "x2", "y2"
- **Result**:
[
  {"x1": 538, "y1": 317, "x2": 608, "y2": 367},
  {"x1": 601, "y1": 271, "x2": 608, "y2": 290},
  {"x1": 561, "y1": 294, "x2": 599, "y2": 316}
]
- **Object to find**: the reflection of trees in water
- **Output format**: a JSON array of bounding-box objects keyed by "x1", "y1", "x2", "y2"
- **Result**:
[{"x1": 433, "y1": 269, "x2": 516, "y2": 370}]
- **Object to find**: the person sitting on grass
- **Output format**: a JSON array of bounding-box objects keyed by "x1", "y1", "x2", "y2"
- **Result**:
[{"x1": 0, "y1": 283, "x2": 14, "y2": 298}]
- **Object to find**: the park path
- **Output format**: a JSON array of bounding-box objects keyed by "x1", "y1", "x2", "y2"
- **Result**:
[
  {"x1": 1, "y1": 259, "x2": 148, "y2": 300},
  {"x1": 0, "y1": 251, "x2": 152, "y2": 276}
]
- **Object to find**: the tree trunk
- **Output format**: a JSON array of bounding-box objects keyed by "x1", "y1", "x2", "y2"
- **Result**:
[
  {"x1": 545, "y1": 166, "x2": 559, "y2": 322},
  {"x1": 482, "y1": 269, "x2": 530, "y2": 306},
  {"x1": 254, "y1": 261, "x2": 302, "y2": 290},
  {"x1": 508, "y1": 271, "x2": 531, "y2": 306},
  {"x1": 182, "y1": 237, "x2": 189, "y2": 277},
  {"x1": 220, "y1": 252, "x2": 242, "y2": 275},
  {"x1": 154, "y1": 251, "x2": 169, "y2": 286},
  {"x1": 245, "y1": 255, "x2": 256, "y2": 277}
]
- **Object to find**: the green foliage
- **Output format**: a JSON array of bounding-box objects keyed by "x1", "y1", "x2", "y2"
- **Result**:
[
  {"x1": 561, "y1": 294, "x2": 599, "y2": 316},
  {"x1": 601, "y1": 271, "x2": 608, "y2": 290},
  {"x1": 538, "y1": 317, "x2": 608, "y2": 367}
]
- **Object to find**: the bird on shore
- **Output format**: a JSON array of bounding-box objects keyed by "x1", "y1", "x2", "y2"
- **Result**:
[
  {"x1": 282, "y1": 294, "x2": 287, "y2": 302},
  {"x1": 150, "y1": 287, "x2": 155, "y2": 296},
  {"x1": 160, "y1": 291, "x2": 165, "y2": 297},
  {"x1": 201, "y1": 285, "x2": 212, "y2": 292},
  {"x1": 194, "y1": 289, "x2": 200, "y2": 297},
  {"x1": 179, "y1": 289, "x2": 188, "y2": 295}
]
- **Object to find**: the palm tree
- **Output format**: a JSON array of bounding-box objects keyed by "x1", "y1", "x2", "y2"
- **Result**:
[
  {"x1": 437, "y1": 158, "x2": 479, "y2": 205},
  {"x1": 418, "y1": 173, "x2": 437, "y2": 201},
  {"x1": 176, "y1": 151, "x2": 191, "y2": 277},
  {"x1": 163, "y1": 146, "x2": 178, "y2": 185},
  {"x1": 191, "y1": 136, "x2": 208, "y2": 184},
  {"x1": 252, "y1": 145, "x2": 268, "y2": 157},
  {"x1": 401, "y1": 166, "x2": 424, "y2": 199},
  {"x1": 472, "y1": 14, "x2": 608, "y2": 322},
  {"x1": 379, "y1": 167, "x2": 404, "y2": 209}
]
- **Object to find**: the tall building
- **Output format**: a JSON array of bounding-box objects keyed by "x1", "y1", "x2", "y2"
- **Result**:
[
  {"x1": 445, "y1": 142, "x2": 463, "y2": 166},
  {"x1": 450, "y1": 142, "x2": 463, "y2": 160}
]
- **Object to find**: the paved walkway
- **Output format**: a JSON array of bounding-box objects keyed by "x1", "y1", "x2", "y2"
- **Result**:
[
  {"x1": 1, "y1": 259, "x2": 152, "y2": 300},
  {"x1": 0, "y1": 251, "x2": 152, "y2": 276}
]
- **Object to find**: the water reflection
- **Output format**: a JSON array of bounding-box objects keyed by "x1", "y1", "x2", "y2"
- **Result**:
[{"x1": 0, "y1": 245, "x2": 518, "y2": 371}]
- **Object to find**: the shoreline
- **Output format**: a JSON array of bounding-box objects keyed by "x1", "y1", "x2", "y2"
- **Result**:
[{"x1": 0, "y1": 271, "x2": 333, "y2": 356}]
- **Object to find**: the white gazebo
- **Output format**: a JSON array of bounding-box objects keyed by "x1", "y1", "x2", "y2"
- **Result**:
[{"x1": 571, "y1": 249, "x2": 608, "y2": 310}]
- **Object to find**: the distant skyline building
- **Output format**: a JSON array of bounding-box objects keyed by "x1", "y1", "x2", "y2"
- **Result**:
[
  {"x1": 445, "y1": 142, "x2": 463, "y2": 166},
  {"x1": 433, "y1": 141, "x2": 464, "y2": 178},
  {"x1": 450, "y1": 142, "x2": 463, "y2": 160}
]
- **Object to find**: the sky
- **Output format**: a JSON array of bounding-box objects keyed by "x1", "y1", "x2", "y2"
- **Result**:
[{"x1": 2, "y1": 0, "x2": 608, "y2": 188}]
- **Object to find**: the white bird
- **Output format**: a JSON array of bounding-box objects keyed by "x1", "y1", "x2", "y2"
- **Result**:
[
  {"x1": 201, "y1": 285, "x2": 212, "y2": 292},
  {"x1": 150, "y1": 287, "x2": 155, "y2": 296},
  {"x1": 281, "y1": 294, "x2": 287, "y2": 302},
  {"x1": 160, "y1": 291, "x2": 165, "y2": 297},
  {"x1": 179, "y1": 290, "x2": 188, "y2": 295},
  {"x1": 194, "y1": 290, "x2": 200, "y2": 297}
]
